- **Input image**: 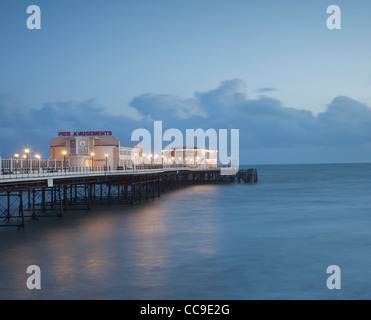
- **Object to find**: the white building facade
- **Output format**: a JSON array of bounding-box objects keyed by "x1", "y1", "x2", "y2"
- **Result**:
[{"x1": 162, "y1": 147, "x2": 217, "y2": 168}]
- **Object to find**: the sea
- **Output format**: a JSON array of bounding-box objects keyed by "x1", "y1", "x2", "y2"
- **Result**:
[{"x1": 1, "y1": 163, "x2": 371, "y2": 300}]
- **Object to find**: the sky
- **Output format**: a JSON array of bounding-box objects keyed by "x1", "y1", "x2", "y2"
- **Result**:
[{"x1": 1, "y1": 0, "x2": 371, "y2": 164}]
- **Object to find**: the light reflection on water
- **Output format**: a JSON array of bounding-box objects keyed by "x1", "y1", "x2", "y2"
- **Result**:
[
  {"x1": 0, "y1": 185, "x2": 222, "y2": 299},
  {"x1": 1, "y1": 164, "x2": 371, "y2": 299}
]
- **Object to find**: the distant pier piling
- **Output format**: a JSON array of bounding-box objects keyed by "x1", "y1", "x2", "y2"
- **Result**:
[{"x1": 236, "y1": 169, "x2": 258, "y2": 184}]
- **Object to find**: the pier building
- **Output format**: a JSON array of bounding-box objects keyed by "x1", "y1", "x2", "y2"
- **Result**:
[{"x1": 50, "y1": 132, "x2": 142, "y2": 170}]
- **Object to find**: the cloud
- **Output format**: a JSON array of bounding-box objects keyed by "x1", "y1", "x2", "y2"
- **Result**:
[
  {"x1": 0, "y1": 94, "x2": 36, "y2": 130},
  {"x1": 316, "y1": 96, "x2": 371, "y2": 145},
  {"x1": 255, "y1": 87, "x2": 278, "y2": 93},
  {"x1": 126, "y1": 79, "x2": 371, "y2": 154},
  {"x1": 0, "y1": 97, "x2": 136, "y2": 157},
  {"x1": 1, "y1": 79, "x2": 371, "y2": 163},
  {"x1": 195, "y1": 79, "x2": 248, "y2": 112},
  {"x1": 129, "y1": 93, "x2": 207, "y2": 120}
]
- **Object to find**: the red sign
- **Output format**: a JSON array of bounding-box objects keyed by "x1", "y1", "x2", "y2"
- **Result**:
[{"x1": 58, "y1": 131, "x2": 112, "y2": 137}]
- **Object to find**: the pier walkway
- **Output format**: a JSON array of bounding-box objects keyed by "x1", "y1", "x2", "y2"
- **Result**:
[{"x1": 0, "y1": 166, "x2": 238, "y2": 229}]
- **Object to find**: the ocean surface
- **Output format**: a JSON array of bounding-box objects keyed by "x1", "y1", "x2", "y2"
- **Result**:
[{"x1": 1, "y1": 163, "x2": 371, "y2": 300}]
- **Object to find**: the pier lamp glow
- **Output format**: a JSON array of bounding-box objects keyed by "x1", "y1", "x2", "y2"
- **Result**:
[
  {"x1": 35, "y1": 154, "x2": 41, "y2": 173},
  {"x1": 206, "y1": 158, "x2": 211, "y2": 168},
  {"x1": 146, "y1": 153, "x2": 152, "y2": 166},
  {"x1": 24, "y1": 148, "x2": 30, "y2": 173},
  {"x1": 90, "y1": 152, "x2": 94, "y2": 169},
  {"x1": 14, "y1": 153, "x2": 19, "y2": 172},
  {"x1": 62, "y1": 150, "x2": 67, "y2": 172},
  {"x1": 105, "y1": 153, "x2": 108, "y2": 171},
  {"x1": 133, "y1": 152, "x2": 137, "y2": 170}
]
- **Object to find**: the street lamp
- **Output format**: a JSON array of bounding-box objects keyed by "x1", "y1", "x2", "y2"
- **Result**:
[
  {"x1": 62, "y1": 150, "x2": 67, "y2": 172},
  {"x1": 25, "y1": 148, "x2": 30, "y2": 173},
  {"x1": 90, "y1": 152, "x2": 94, "y2": 170},
  {"x1": 148, "y1": 153, "x2": 153, "y2": 167},
  {"x1": 133, "y1": 152, "x2": 137, "y2": 171},
  {"x1": 105, "y1": 153, "x2": 108, "y2": 171},
  {"x1": 14, "y1": 153, "x2": 19, "y2": 173},
  {"x1": 35, "y1": 154, "x2": 40, "y2": 173}
]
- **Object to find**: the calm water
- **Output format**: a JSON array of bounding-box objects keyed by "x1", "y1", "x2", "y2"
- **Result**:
[{"x1": 1, "y1": 163, "x2": 371, "y2": 300}]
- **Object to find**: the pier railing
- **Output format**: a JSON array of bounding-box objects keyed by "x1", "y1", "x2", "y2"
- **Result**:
[
  {"x1": 0, "y1": 159, "x2": 221, "y2": 181},
  {"x1": 0, "y1": 158, "x2": 68, "y2": 175}
]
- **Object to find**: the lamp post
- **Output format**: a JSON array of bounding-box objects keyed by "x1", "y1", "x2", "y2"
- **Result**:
[
  {"x1": 105, "y1": 153, "x2": 108, "y2": 171},
  {"x1": 148, "y1": 153, "x2": 153, "y2": 167},
  {"x1": 25, "y1": 148, "x2": 30, "y2": 173},
  {"x1": 90, "y1": 152, "x2": 94, "y2": 171},
  {"x1": 14, "y1": 153, "x2": 19, "y2": 173},
  {"x1": 35, "y1": 154, "x2": 40, "y2": 173},
  {"x1": 134, "y1": 152, "x2": 137, "y2": 171},
  {"x1": 62, "y1": 150, "x2": 67, "y2": 172},
  {"x1": 154, "y1": 154, "x2": 158, "y2": 168}
]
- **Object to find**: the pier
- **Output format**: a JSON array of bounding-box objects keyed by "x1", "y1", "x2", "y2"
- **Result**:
[
  {"x1": 236, "y1": 169, "x2": 258, "y2": 184},
  {"x1": 0, "y1": 166, "x2": 246, "y2": 229}
]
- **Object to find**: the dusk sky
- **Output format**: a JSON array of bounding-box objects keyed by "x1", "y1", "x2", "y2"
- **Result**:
[{"x1": 1, "y1": 0, "x2": 371, "y2": 164}]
